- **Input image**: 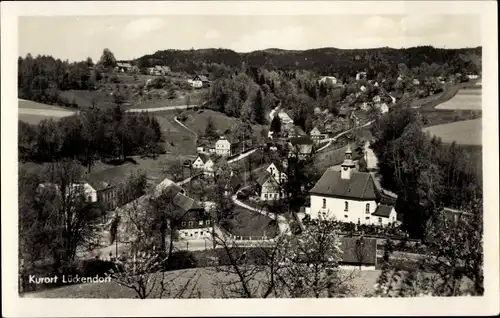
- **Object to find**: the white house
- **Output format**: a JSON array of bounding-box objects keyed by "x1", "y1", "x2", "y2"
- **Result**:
[
  {"x1": 379, "y1": 103, "x2": 389, "y2": 114},
  {"x1": 215, "y1": 136, "x2": 234, "y2": 157},
  {"x1": 308, "y1": 147, "x2": 397, "y2": 226},
  {"x1": 466, "y1": 74, "x2": 479, "y2": 80},
  {"x1": 203, "y1": 158, "x2": 215, "y2": 177},
  {"x1": 72, "y1": 183, "x2": 98, "y2": 202},
  {"x1": 356, "y1": 72, "x2": 367, "y2": 81},
  {"x1": 256, "y1": 170, "x2": 281, "y2": 201},
  {"x1": 372, "y1": 95, "x2": 381, "y2": 103},
  {"x1": 192, "y1": 154, "x2": 209, "y2": 170},
  {"x1": 319, "y1": 76, "x2": 338, "y2": 85},
  {"x1": 266, "y1": 162, "x2": 287, "y2": 184},
  {"x1": 360, "y1": 85, "x2": 367, "y2": 92}
]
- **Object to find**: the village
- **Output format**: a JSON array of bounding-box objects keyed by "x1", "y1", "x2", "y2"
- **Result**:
[{"x1": 17, "y1": 40, "x2": 484, "y2": 299}]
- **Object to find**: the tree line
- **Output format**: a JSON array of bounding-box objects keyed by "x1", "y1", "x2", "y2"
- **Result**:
[
  {"x1": 19, "y1": 106, "x2": 164, "y2": 172},
  {"x1": 136, "y1": 46, "x2": 481, "y2": 78},
  {"x1": 370, "y1": 105, "x2": 482, "y2": 239},
  {"x1": 18, "y1": 49, "x2": 120, "y2": 106}
]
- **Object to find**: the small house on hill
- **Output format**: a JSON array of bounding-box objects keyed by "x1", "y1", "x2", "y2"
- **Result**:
[
  {"x1": 319, "y1": 76, "x2": 338, "y2": 85},
  {"x1": 115, "y1": 62, "x2": 133, "y2": 73},
  {"x1": 310, "y1": 126, "x2": 332, "y2": 144},
  {"x1": 191, "y1": 75, "x2": 210, "y2": 88},
  {"x1": 265, "y1": 161, "x2": 287, "y2": 184},
  {"x1": 192, "y1": 153, "x2": 210, "y2": 170}
]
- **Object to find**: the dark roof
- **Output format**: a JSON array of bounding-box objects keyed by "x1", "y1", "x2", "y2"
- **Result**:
[
  {"x1": 309, "y1": 169, "x2": 379, "y2": 200},
  {"x1": 84, "y1": 164, "x2": 137, "y2": 191},
  {"x1": 172, "y1": 192, "x2": 203, "y2": 212},
  {"x1": 256, "y1": 170, "x2": 277, "y2": 186},
  {"x1": 372, "y1": 204, "x2": 393, "y2": 217},
  {"x1": 289, "y1": 136, "x2": 314, "y2": 145},
  {"x1": 194, "y1": 75, "x2": 209, "y2": 82},
  {"x1": 196, "y1": 153, "x2": 209, "y2": 163},
  {"x1": 341, "y1": 236, "x2": 377, "y2": 265}
]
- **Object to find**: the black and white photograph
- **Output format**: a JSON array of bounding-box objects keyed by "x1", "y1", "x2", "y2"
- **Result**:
[{"x1": 1, "y1": 1, "x2": 499, "y2": 317}]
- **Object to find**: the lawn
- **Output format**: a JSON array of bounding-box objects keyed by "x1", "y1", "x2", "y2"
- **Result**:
[
  {"x1": 18, "y1": 99, "x2": 76, "y2": 124},
  {"x1": 224, "y1": 206, "x2": 279, "y2": 238},
  {"x1": 130, "y1": 88, "x2": 208, "y2": 109},
  {"x1": 21, "y1": 266, "x2": 383, "y2": 298},
  {"x1": 59, "y1": 90, "x2": 118, "y2": 109},
  {"x1": 180, "y1": 109, "x2": 267, "y2": 139},
  {"x1": 422, "y1": 118, "x2": 482, "y2": 146},
  {"x1": 155, "y1": 114, "x2": 197, "y2": 155}
]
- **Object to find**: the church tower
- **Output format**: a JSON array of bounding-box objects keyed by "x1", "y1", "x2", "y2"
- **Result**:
[{"x1": 341, "y1": 145, "x2": 356, "y2": 180}]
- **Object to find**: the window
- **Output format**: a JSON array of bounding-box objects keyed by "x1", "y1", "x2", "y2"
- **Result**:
[
  {"x1": 378, "y1": 217, "x2": 382, "y2": 224},
  {"x1": 344, "y1": 201, "x2": 349, "y2": 212},
  {"x1": 366, "y1": 217, "x2": 370, "y2": 220},
  {"x1": 264, "y1": 193, "x2": 268, "y2": 199},
  {"x1": 194, "y1": 232, "x2": 198, "y2": 235},
  {"x1": 343, "y1": 167, "x2": 348, "y2": 171},
  {"x1": 344, "y1": 215, "x2": 348, "y2": 218},
  {"x1": 365, "y1": 203, "x2": 370, "y2": 214},
  {"x1": 189, "y1": 221, "x2": 193, "y2": 226},
  {"x1": 181, "y1": 222, "x2": 186, "y2": 227},
  {"x1": 206, "y1": 220, "x2": 211, "y2": 225},
  {"x1": 322, "y1": 199, "x2": 326, "y2": 209}
]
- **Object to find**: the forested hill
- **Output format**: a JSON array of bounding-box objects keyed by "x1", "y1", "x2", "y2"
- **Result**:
[{"x1": 135, "y1": 46, "x2": 482, "y2": 77}]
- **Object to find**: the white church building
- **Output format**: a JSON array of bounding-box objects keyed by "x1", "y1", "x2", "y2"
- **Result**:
[{"x1": 308, "y1": 146, "x2": 397, "y2": 226}]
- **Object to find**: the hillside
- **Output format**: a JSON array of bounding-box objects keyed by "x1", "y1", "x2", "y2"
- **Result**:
[{"x1": 136, "y1": 46, "x2": 482, "y2": 76}]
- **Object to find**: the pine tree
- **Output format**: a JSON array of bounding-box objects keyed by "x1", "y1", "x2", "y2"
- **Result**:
[
  {"x1": 205, "y1": 116, "x2": 218, "y2": 139},
  {"x1": 270, "y1": 115, "x2": 282, "y2": 134},
  {"x1": 253, "y1": 89, "x2": 265, "y2": 125}
]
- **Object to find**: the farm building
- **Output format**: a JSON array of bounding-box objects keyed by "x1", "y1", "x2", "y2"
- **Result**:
[
  {"x1": 114, "y1": 62, "x2": 133, "y2": 73},
  {"x1": 190, "y1": 75, "x2": 210, "y2": 88}
]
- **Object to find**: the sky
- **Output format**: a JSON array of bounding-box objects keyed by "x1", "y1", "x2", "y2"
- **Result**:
[{"x1": 18, "y1": 15, "x2": 481, "y2": 62}]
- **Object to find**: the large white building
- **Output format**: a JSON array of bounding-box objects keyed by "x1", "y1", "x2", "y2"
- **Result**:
[
  {"x1": 215, "y1": 136, "x2": 234, "y2": 157},
  {"x1": 308, "y1": 147, "x2": 397, "y2": 226}
]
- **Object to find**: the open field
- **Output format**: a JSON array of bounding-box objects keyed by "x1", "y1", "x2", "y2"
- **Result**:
[
  {"x1": 423, "y1": 118, "x2": 482, "y2": 146},
  {"x1": 18, "y1": 99, "x2": 74, "y2": 111},
  {"x1": 59, "y1": 90, "x2": 118, "y2": 109},
  {"x1": 18, "y1": 99, "x2": 77, "y2": 124},
  {"x1": 180, "y1": 109, "x2": 267, "y2": 139},
  {"x1": 436, "y1": 87, "x2": 482, "y2": 110},
  {"x1": 130, "y1": 88, "x2": 207, "y2": 109}
]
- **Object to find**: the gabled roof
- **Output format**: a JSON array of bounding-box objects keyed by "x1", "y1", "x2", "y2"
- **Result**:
[
  {"x1": 340, "y1": 236, "x2": 377, "y2": 266},
  {"x1": 195, "y1": 153, "x2": 209, "y2": 163},
  {"x1": 217, "y1": 135, "x2": 237, "y2": 144},
  {"x1": 172, "y1": 192, "x2": 203, "y2": 212},
  {"x1": 116, "y1": 62, "x2": 132, "y2": 68},
  {"x1": 155, "y1": 178, "x2": 184, "y2": 198},
  {"x1": 194, "y1": 75, "x2": 209, "y2": 82},
  {"x1": 309, "y1": 169, "x2": 379, "y2": 200},
  {"x1": 256, "y1": 170, "x2": 278, "y2": 186},
  {"x1": 84, "y1": 164, "x2": 137, "y2": 191},
  {"x1": 372, "y1": 204, "x2": 393, "y2": 217}
]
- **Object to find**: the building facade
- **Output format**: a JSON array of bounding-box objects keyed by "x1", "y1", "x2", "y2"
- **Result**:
[
  {"x1": 308, "y1": 147, "x2": 397, "y2": 226},
  {"x1": 215, "y1": 136, "x2": 233, "y2": 157}
]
